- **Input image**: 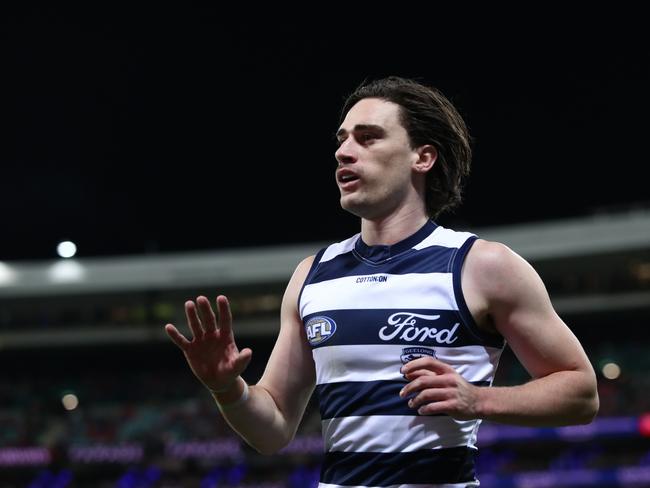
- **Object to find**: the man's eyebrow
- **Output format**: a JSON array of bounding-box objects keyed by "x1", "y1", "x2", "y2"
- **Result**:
[{"x1": 335, "y1": 124, "x2": 386, "y2": 139}]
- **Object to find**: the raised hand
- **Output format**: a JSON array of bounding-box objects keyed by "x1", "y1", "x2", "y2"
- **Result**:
[
  {"x1": 165, "y1": 295, "x2": 252, "y2": 393},
  {"x1": 399, "y1": 356, "x2": 481, "y2": 420}
]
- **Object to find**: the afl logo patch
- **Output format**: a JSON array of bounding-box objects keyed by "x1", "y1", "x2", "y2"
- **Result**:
[
  {"x1": 400, "y1": 347, "x2": 436, "y2": 364},
  {"x1": 305, "y1": 316, "x2": 337, "y2": 346}
]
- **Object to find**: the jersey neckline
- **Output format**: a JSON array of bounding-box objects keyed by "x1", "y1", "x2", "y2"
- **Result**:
[{"x1": 354, "y1": 220, "x2": 438, "y2": 263}]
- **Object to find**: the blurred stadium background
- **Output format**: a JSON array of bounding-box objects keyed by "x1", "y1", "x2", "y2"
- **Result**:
[
  {"x1": 3, "y1": 7, "x2": 650, "y2": 488},
  {"x1": 1, "y1": 210, "x2": 649, "y2": 487}
]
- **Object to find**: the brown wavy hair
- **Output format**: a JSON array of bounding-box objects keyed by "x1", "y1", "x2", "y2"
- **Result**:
[{"x1": 340, "y1": 76, "x2": 472, "y2": 218}]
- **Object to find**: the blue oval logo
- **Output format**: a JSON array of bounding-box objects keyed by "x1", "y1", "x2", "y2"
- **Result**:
[{"x1": 305, "y1": 316, "x2": 337, "y2": 346}]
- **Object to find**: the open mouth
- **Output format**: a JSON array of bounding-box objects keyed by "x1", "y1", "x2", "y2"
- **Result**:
[{"x1": 337, "y1": 169, "x2": 360, "y2": 185}]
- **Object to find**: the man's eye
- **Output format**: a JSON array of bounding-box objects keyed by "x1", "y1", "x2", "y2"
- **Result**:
[{"x1": 358, "y1": 134, "x2": 375, "y2": 143}]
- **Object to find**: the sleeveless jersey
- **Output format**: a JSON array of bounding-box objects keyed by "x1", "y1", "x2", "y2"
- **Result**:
[{"x1": 299, "y1": 220, "x2": 506, "y2": 488}]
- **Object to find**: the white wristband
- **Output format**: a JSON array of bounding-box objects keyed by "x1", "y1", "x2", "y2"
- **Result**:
[{"x1": 214, "y1": 380, "x2": 249, "y2": 409}]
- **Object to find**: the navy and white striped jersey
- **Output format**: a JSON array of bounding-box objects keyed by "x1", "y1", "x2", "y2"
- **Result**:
[{"x1": 299, "y1": 220, "x2": 506, "y2": 488}]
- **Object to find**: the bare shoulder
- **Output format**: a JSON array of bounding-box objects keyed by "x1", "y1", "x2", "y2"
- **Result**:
[
  {"x1": 297, "y1": 254, "x2": 316, "y2": 270},
  {"x1": 461, "y1": 238, "x2": 557, "y2": 334},
  {"x1": 283, "y1": 255, "x2": 317, "y2": 305},
  {"x1": 291, "y1": 255, "x2": 316, "y2": 285},
  {"x1": 464, "y1": 239, "x2": 541, "y2": 301},
  {"x1": 465, "y1": 239, "x2": 526, "y2": 275}
]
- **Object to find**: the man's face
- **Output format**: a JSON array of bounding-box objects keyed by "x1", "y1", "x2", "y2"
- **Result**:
[{"x1": 335, "y1": 98, "x2": 420, "y2": 219}]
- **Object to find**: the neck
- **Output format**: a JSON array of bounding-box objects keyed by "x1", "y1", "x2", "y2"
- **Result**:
[{"x1": 360, "y1": 208, "x2": 429, "y2": 246}]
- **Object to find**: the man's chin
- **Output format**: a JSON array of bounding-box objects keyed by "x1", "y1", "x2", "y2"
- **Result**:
[{"x1": 340, "y1": 197, "x2": 369, "y2": 219}]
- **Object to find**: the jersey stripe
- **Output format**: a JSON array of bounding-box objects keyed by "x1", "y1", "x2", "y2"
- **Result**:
[
  {"x1": 301, "y1": 273, "x2": 457, "y2": 315},
  {"x1": 313, "y1": 344, "x2": 503, "y2": 384},
  {"x1": 317, "y1": 380, "x2": 490, "y2": 420},
  {"x1": 319, "y1": 448, "x2": 477, "y2": 486},
  {"x1": 320, "y1": 235, "x2": 358, "y2": 263},
  {"x1": 322, "y1": 415, "x2": 480, "y2": 452},
  {"x1": 413, "y1": 227, "x2": 477, "y2": 250},
  {"x1": 305, "y1": 310, "x2": 504, "y2": 350},
  {"x1": 319, "y1": 483, "x2": 478, "y2": 488}
]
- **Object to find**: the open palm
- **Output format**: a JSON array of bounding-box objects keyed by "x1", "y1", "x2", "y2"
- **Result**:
[{"x1": 165, "y1": 295, "x2": 252, "y2": 393}]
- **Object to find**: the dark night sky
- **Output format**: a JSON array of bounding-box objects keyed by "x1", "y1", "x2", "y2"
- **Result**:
[{"x1": 3, "y1": 8, "x2": 649, "y2": 261}]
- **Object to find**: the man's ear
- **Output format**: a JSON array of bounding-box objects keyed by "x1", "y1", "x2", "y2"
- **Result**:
[{"x1": 413, "y1": 145, "x2": 438, "y2": 174}]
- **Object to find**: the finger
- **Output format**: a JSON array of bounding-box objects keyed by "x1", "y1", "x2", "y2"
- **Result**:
[
  {"x1": 196, "y1": 296, "x2": 218, "y2": 333},
  {"x1": 400, "y1": 374, "x2": 449, "y2": 398},
  {"x1": 216, "y1": 295, "x2": 234, "y2": 338},
  {"x1": 184, "y1": 300, "x2": 204, "y2": 338},
  {"x1": 401, "y1": 356, "x2": 455, "y2": 375},
  {"x1": 165, "y1": 324, "x2": 191, "y2": 350},
  {"x1": 403, "y1": 369, "x2": 437, "y2": 381},
  {"x1": 417, "y1": 399, "x2": 455, "y2": 416},
  {"x1": 409, "y1": 388, "x2": 451, "y2": 409}
]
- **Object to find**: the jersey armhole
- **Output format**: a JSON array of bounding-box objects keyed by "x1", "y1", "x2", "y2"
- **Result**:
[
  {"x1": 297, "y1": 247, "x2": 327, "y2": 318},
  {"x1": 452, "y1": 236, "x2": 505, "y2": 348}
]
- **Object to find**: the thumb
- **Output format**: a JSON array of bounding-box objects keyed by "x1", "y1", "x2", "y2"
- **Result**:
[{"x1": 233, "y1": 347, "x2": 253, "y2": 375}]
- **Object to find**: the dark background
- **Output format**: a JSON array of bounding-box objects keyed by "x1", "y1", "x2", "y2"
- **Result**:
[{"x1": 3, "y1": 8, "x2": 649, "y2": 261}]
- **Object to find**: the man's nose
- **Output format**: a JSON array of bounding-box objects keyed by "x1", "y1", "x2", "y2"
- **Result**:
[{"x1": 335, "y1": 139, "x2": 357, "y2": 165}]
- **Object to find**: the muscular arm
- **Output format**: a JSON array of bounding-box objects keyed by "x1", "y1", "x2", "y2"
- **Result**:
[
  {"x1": 215, "y1": 256, "x2": 316, "y2": 453},
  {"x1": 465, "y1": 240, "x2": 599, "y2": 426},
  {"x1": 401, "y1": 240, "x2": 599, "y2": 427}
]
